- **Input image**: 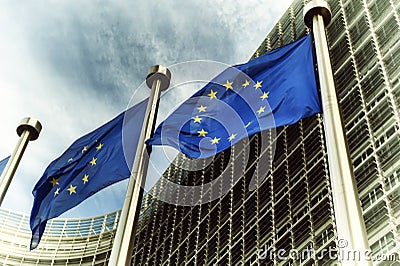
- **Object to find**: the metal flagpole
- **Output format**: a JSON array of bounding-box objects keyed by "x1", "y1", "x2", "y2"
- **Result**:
[
  {"x1": 109, "y1": 65, "x2": 171, "y2": 265},
  {"x1": 304, "y1": 1, "x2": 371, "y2": 265},
  {"x1": 0, "y1": 117, "x2": 42, "y2": 206}
]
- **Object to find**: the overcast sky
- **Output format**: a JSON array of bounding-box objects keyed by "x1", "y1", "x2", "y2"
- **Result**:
[{"x1": 0, "y1": 0, "x2": 293, "y2": 218}]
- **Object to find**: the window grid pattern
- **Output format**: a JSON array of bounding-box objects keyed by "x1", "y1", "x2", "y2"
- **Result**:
[
  {"x1": 328, "y1": 0, "x2": 400, "y2": 263},
  {"x1": 0, "y1": 208, "x2": 119, "y2": 265}
]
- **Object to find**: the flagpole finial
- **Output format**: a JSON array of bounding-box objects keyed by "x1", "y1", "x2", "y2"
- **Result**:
[
  {"x1": 146, "y1": 65, "x2": 171, "y2": 91},
  {"x1": 303, "y1": 0, "x2": 331, "y2": 28},
  {"x1": 0, "y1": 117, "x2": 42, "y2": 206},
  {"x1": 16, "y1": 117, "x2": 42, "y2": 141}
]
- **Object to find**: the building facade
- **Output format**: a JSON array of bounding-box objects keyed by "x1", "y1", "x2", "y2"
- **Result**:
[
  {"x1": 0, "y1": 208, "x2": 119, "y2": 265},
  {"x1": 132, "y1": 0, "x2": 400, "y2": 265}
]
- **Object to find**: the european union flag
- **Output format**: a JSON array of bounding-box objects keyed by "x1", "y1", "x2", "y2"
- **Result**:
[
  {"x1": 147, "y1": 35, "x2": 320, "y2": 158},
  {"x1": 30, "y1": 99, "x2": 148, "y2": 249},
  {"x1": 0, "y1": 156, "x2": 10, "y2": 175}
]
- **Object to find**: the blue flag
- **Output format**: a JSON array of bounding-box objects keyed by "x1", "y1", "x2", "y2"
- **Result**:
[
  {"x1": 147, "y1": 35, "x2": 320, "y2": 158},
  {"x1": 0, "y1": 156, "x2": 10, "y2": 175},
  {"x1": 30, "y1": 99, "x2": 148, "y2": 249}
]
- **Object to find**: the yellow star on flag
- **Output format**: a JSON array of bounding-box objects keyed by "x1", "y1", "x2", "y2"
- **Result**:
[
  {"x1": 82, "y1": 174, "x2": 89, "y2": 184},
  {"x1": 260, "y1": 91, "x2": 269, "y2": 100},
  {"x1": 223, "y1": 80, "x2": 233, "y2": 90},
  {"x1": 210, "y1": 137, "x2": 221, "y2": 144},
  {"x1": 198, "y1": 129, "x2": 208, "y2": 137},
  {"x1": 67, "y1": 158, "x2": 73, "y2": 163},
  {"x1": 90, "y1": 157, "x2": 97, "y2": 166},
  {"x1": 67, "y1": 184, "x2": 77, "y2": 195},
  {"x1": 96, "y1": 143, "x2": 103, "y2": 150},
  {"x1": 228, "y1": 133, "x2": 237, "y2": 141},
  {"x1": 193, "y1": 115, "x2": 202, "y2": 123},
  {"x1": 208, "y1": 90, "x2": 217, "y2": 99},
  {"x1": 197, "y1": 105, "x2": 207, "y2": 112},
  {"x1": 257, "y1": 106, "x2": 266, "y2": 115},
  {"x1": 242, "y1": 80, "x2": 250, "y2": 88},
  {"x1": 50, "y1": 177, "x2": 59, "y2": 187},
  {"x1": 82, "y1": 146, "x2": 88, "y2": 153},
  {"x1": 54, "y1": 188, "x2": 60, "y2": 196},
  {"x1": 254, "y1": 81, "x2": 263, "y2": 89}
]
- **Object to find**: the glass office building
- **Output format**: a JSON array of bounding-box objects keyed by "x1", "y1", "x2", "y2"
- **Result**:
[
  {"x1": 0, "y1": 0, "x2": 398, "y2": 265},
  {"x1": 0, "y1": 208, "x2": 119, "y2": 265}
]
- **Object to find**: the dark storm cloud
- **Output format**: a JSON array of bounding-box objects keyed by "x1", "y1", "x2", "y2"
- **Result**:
[{"x1": 8, "y1": 1, "x2": 238, "y2": 107}]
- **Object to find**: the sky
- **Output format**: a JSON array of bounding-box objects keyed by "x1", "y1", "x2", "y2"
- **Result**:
[{"x1": 0, "y1": 0, "x2": 293, "y2": 218}]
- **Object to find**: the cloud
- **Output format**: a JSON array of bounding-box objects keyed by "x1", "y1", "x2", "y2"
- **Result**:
[{"x1": 0, "y1": 0, "x2": 293, "y2": 217}]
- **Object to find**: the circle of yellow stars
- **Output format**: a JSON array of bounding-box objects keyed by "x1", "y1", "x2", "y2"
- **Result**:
[
  {"x1": 193, "y1": 79, "x2": 269, "y2": 147},
  {"x1": 51, "y1": 141, "x2": 105, "y2": 197}
]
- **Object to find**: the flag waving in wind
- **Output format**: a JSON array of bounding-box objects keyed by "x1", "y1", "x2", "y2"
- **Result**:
[
  {"x1": 29, "y1": 99, "x2": 148, "y2": 249},
  {"x1": 147, "y1": 35, "x2": 320, "y2": 158}
]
